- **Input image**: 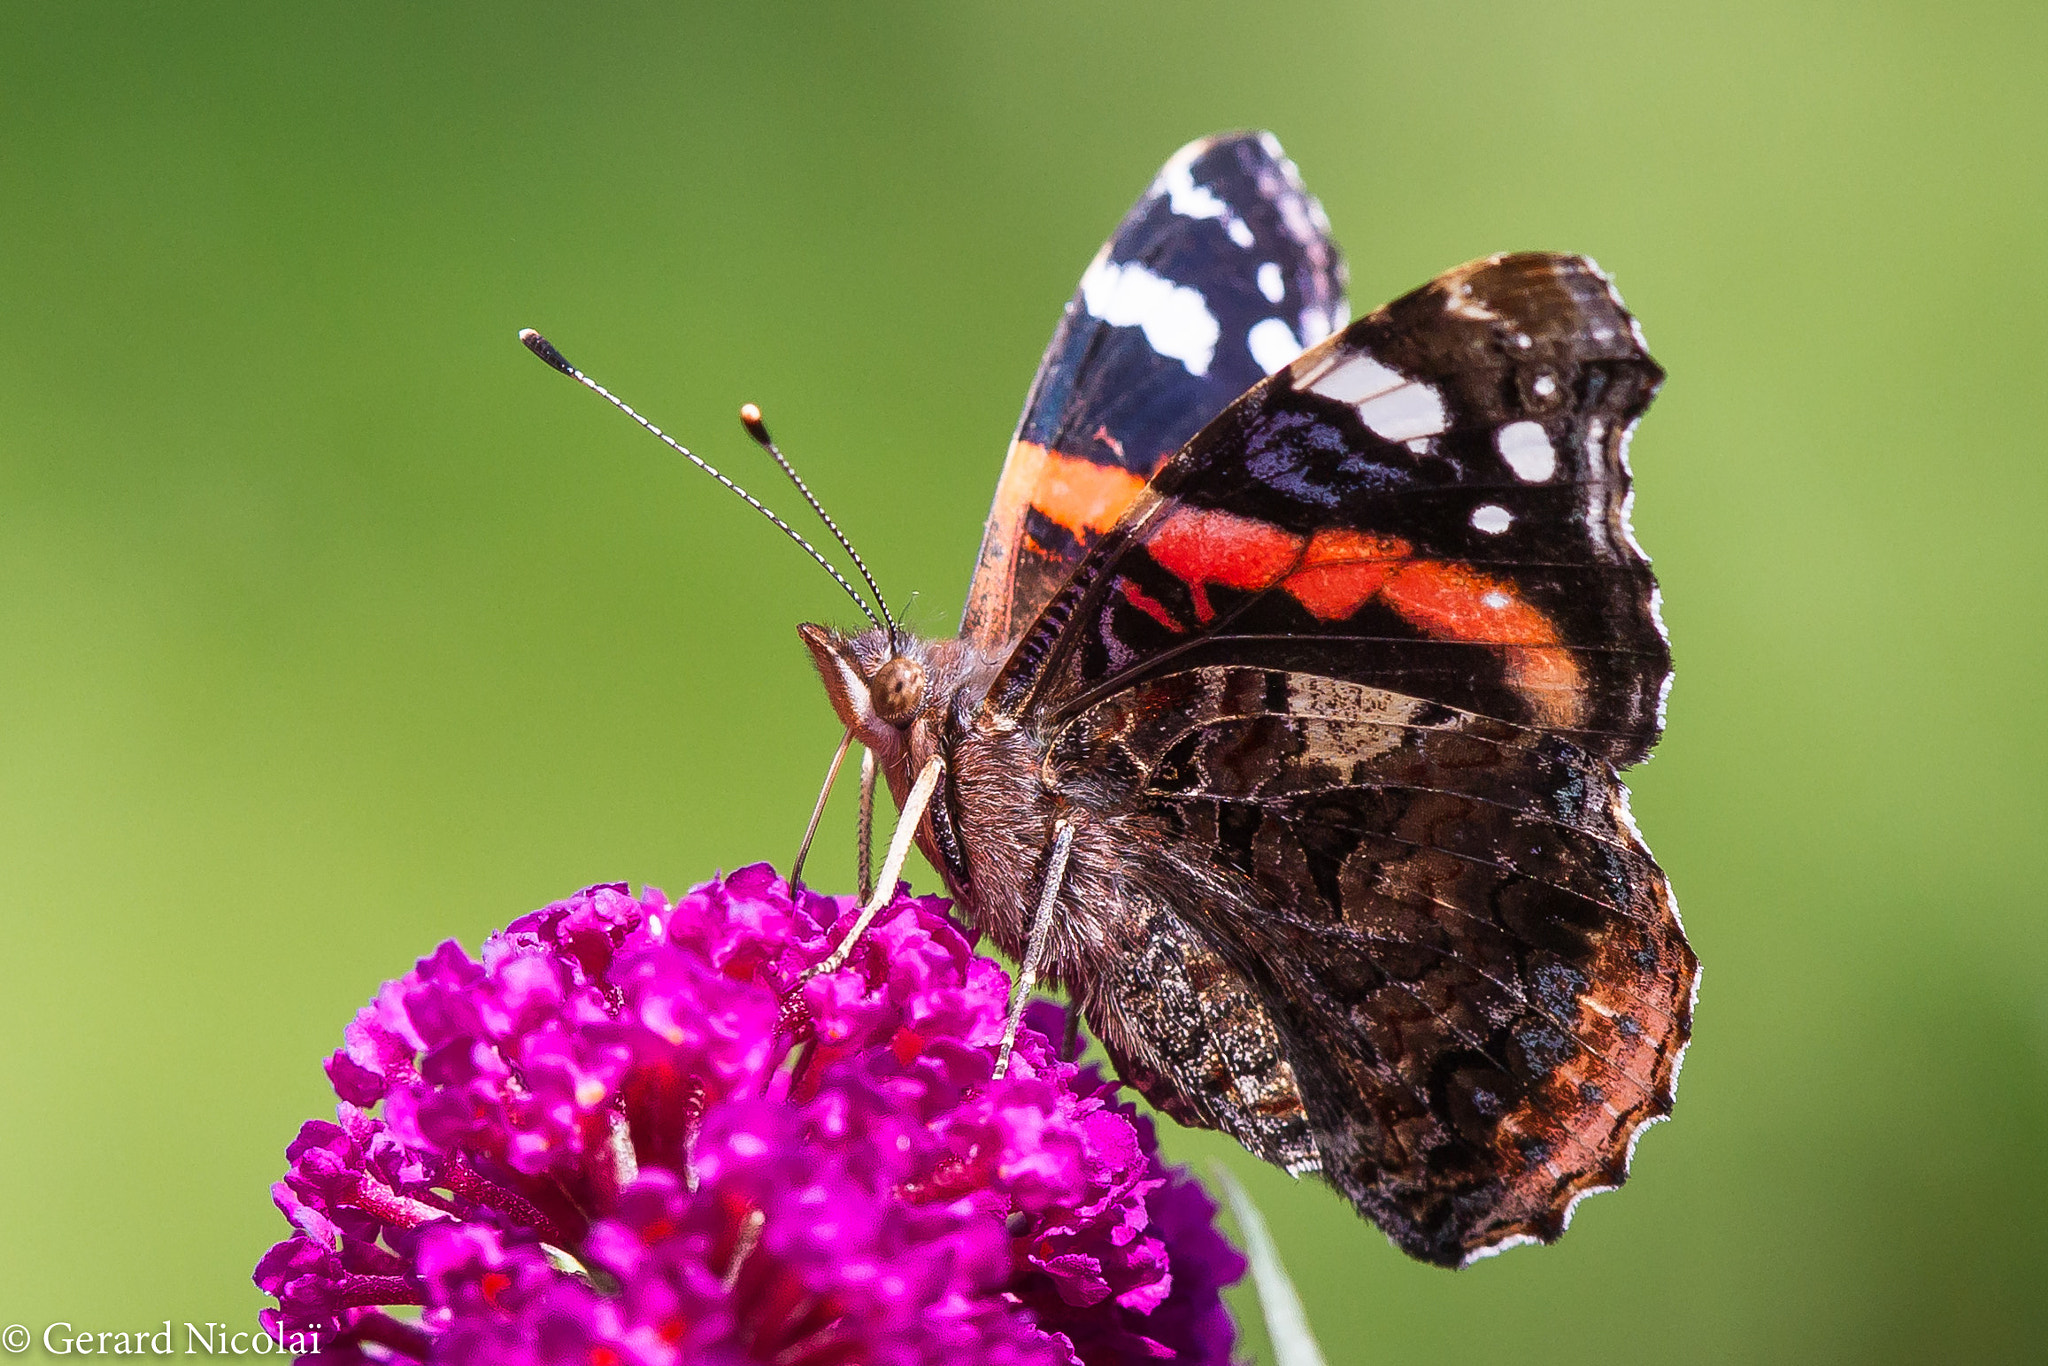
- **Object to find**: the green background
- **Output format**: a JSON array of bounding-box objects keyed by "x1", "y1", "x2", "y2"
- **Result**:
[{"x1": 3, "y1": 3, "x2": 2042, "y2": 1361}]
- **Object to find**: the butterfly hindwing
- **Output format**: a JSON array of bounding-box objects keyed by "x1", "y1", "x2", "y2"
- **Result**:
[
  {"x1": 1047, "y1": 665, "x2": 1693, "y2": 1263},
  {"x1": 961, "y1": 132, "x2": 1349, "y2": 651}
]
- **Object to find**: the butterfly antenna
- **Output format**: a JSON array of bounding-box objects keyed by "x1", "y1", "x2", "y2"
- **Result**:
[
  {"x1": 518, "y1": 329, "x2": 883, "y2": 634},
  {"x1": 739, "y1": 403, "x2": 898, "y2": 650}
]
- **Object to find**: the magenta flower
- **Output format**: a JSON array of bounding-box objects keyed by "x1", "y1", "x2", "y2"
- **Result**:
[{"x1": 255, "y1": 866, "x2": 1246, "y2": 1364}]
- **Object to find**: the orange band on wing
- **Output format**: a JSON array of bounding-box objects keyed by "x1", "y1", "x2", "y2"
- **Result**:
[
  {"x1": 1378, "y1": 562, "x2": 1583, "y2": 727},
  {"x1": 1007, "y1": 441, "x2": 1150, "y2": 538},
  {"x1": 1378, "y1": 561, "x2": 1555, "y2": 644},
  {"x1": 1281, "y1": 528, "x2": 1414, "y2": 621},
  {"x1": 966, "y1": 441, "x2": 1152, "y2": 644}
]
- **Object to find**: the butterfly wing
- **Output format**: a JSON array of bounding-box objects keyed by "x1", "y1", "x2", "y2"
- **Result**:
[
  {"x1": 1000, "y1": 252, "x2": 1694, "y2": 1264},
  {"x1": 996, "y1": 252, "x2": 1670, "y2": 766},
  {"x1": 1054, "y1": 667, "x2": 1693, "y2": 1264},
  {"x1": 960, "y1": 131, "x2": 1348, "y2": 651}
]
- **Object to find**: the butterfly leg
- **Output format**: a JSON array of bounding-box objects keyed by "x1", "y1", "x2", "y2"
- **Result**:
[
  {"x1": 993, "y1": 817, "x2": 1076, "y2": 1079},
  {"x1": 855, "y1": 746, "x2": 877, "y2": 904},
  {"x1": 810, "y1": 754, "x2": 944, "y2": 978},
  {"x1": 788, "y1": 726, "x2": 854, "y2": 892}
]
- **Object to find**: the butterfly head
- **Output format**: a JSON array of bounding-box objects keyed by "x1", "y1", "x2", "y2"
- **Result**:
[{"x1": 798, "y1": 622, "x2": 939, "y2": 753}]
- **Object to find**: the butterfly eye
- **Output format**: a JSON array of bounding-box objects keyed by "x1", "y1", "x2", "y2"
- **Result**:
[{"x1": 870, "y1": 657, "x2": 927, "y2": 728}]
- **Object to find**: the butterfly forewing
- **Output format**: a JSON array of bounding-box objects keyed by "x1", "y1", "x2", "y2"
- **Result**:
[
  {"x1": 998, "y1": 253, "x2": 1670, "y2": 767},
  {"x1": 961, "y1": 132, "x2": 1349, "y2": 651}
]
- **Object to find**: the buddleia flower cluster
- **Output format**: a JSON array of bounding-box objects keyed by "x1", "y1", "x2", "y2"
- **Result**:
[{"x1": 255, "y1": 865, "x2": 1246, "y2": 1364}]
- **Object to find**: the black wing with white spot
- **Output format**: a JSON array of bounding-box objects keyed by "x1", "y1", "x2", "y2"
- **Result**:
[
  {"x1": 994, "y1": 252, "x2": 1672, "y2": 768},
  {"x1": 961, "y1": 131, "x2": 1349, "y2": 650}
]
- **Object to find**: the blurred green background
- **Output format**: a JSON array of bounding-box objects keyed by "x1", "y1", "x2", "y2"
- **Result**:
[{"x1": 2, "y1": 2, "x2": 2043, "y2": 1361}]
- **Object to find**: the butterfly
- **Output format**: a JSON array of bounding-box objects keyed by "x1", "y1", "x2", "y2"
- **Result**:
[{"x1": 526, "y1": 131, "x2": 1697, "y2": 1268}]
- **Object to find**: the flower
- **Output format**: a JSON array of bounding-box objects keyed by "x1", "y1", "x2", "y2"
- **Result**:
[{"x1": 255, "y1": 865, "x2": 1246, "y2": 1364}]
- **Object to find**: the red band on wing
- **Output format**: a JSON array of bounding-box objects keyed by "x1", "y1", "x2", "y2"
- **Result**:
[
  {"x1": 1120, "y1": 579, "x2": 1187, "y2": 633},
  {"x1": 1143, "y1": 505, "x2": 1302, "y2": 623},
  {"x1": 1378, "y1": 560, "x2": 1554, "y2": 644},
  {"x1": 1139, "y1": 507, "x2": 1584, "y2": 725}
]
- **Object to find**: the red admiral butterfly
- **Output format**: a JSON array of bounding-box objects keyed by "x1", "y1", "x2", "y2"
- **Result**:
[{"x1": 524, "y1": 131, "x2": 1697, "y2": 1268}]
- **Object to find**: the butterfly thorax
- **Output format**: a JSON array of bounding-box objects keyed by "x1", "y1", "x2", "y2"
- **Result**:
[
  {"x1": 798, "y1": 620, "x2": 1168, "y2": 994},
  {"x1": 800, "y1": 613, "x2": 1328, "y2": 1192}
]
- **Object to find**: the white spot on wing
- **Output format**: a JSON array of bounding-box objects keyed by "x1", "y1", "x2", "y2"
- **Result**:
[
  {"x1": 1153, "y1": 139, "x2": 1255, "y2": 250},
  {"x1": 1533, "y1": 373, "x2": 1558, "y2": 398},
  {"x1": 1299, "y1": 303, "x2": 1341, "y2": 345},
  {"x1": 1356, "y1": 383, "x2": 1448, "y2": 443},
  {"x1": 1246, "y1": 317, "x2": 1304, "y2": 373},
  {"x1": 1298, "y1": 351, "x2": 1404, "y2": 404},
  {"x1": 1294, "y1": 349, "x2": 1448, "y2": 444},
  {"x1": 1155, "y1": 142, "x2": 1229, "y2": 219},
  {"x1": 1446, "y1": 284, "x2": 1498, "y2": 321},
  {"x1": 1497, "y1": 420, "x2": 1556, "y2": 481},
  {"x1": 1480, "y1": 589, "x2": 1510, "y2": 609},
  {"x1": 1275, "y1": 192, "x2": 1314, "y2": 244},
  {"x1": 1470, "y1": 504, "x2": 1512, "y2": 534},
  {"x1": 1080, "y1": 252, "x2": 1220, "y2": 377},
  {"x1": 1257, "y1": 261, "x2": 1285, "y2": 303},
  {"x1": 1583, "y1": 257, "x2": 1653, "y2": 349}
]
